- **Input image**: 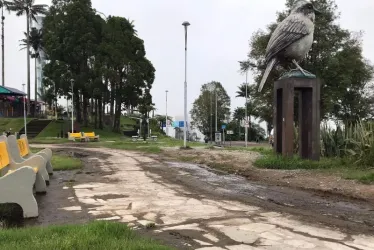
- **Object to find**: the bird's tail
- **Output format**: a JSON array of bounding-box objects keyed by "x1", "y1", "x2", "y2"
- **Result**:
[{"x1": 258, "y1": 58, "x2": 277, "y2": 92}]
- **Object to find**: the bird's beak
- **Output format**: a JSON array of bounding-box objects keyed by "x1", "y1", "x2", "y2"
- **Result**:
[{"x1": 313, "y1": 7, "x2": 321, "y2": 15}]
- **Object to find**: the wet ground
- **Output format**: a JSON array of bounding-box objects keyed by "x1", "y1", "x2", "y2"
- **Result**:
[{"x1": 27, "y1": 145, "x2": 374, "y2": 250}]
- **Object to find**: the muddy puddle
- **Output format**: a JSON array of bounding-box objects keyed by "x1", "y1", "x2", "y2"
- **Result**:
[{"x1": 145, "y1": 161, "x2": 374, "y2": 234}]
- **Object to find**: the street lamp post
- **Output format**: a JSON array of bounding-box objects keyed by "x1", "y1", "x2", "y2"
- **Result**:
[
  {"x1": 182, "y1": 21, "x2": 190, "y2": 148},
  {"x1": 165, "y1": 90, "x2": 168, "y2": 136},
  {"x1": 22, "y1": 84, "x2": 27, "y2": 136},
  {"x1": 71, "y1": 80, "x2": 74, "y2": 133},
  {"x1": 245, "y1": 70, "x2": 248, "y2": 148}
]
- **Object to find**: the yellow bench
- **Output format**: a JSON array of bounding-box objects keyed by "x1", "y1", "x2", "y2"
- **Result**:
[
  {"x1": 0, "y1": 139, "x2": 41, "y2": 218},
  {"x1": 83, "y1": 132, "x2": 100, "y2": 141},
  {"x1": 68, "y1": 132, "x2": 86, "y2": 142},
  {"x1": 19, "y1": 135, "x2": 53, "y2": 175}
]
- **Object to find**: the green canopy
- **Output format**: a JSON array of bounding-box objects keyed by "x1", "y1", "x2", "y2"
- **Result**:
[{"x1": 0, "y1": 86, "x2": 26, "y2": 96}]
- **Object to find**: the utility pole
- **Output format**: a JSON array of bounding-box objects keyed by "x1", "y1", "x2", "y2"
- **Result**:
[
  {"x1": 245, "y1": 70, "x2": 248, "y2": 147},
  {"x1": 165, "y1": 90, "x2": 168, "y2": 136},
  {"x1": 210, "y1": 90, "x2": 213, "y2": 143}
]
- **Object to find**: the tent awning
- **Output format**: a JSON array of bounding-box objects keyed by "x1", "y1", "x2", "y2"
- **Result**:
[{"x1": 0, "y1": 86, "x2": 26, "y2": 96}]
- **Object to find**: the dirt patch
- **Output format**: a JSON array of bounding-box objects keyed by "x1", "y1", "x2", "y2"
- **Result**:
[{"x1": 160, "y1": 147, "x2": 374, "y2": 204}]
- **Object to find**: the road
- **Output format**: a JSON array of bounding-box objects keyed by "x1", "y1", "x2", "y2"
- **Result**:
[{"x1": 32, "y1": 145, "x2": 374, "y2": 250}]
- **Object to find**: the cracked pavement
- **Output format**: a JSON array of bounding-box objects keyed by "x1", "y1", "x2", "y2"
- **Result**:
[{"x1": 33, "y1": 145, "x2": 374, "y2": 250}]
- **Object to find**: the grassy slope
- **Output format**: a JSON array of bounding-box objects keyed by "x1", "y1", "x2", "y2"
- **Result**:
[
  {"x1": 0, "y1": 221, "x2": 171, "y2": 250},
  {"x1": 0, "y1": 118, "x2": 33, "y2": 133},
  {"x1": 36, "y1": 120, "x2": 121, "y2": 139}
]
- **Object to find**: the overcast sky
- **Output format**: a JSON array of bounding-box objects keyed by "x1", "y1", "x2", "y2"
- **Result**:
[{"x1": 4, "y1": 0, "x2": 374, "y2": 122}]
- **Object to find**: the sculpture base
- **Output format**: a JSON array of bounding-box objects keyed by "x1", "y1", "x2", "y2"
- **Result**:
[
  {"x1": 273, "y1": 77, "x2": 321, "y2": 161},
  {"x1": 279, "y1": 69, "x2": 316, "y2": 80}
]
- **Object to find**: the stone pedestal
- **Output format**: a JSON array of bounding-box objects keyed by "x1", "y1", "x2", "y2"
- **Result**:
[{"x1": 273, "y1": 77, "x2": 320, "y2": 161}]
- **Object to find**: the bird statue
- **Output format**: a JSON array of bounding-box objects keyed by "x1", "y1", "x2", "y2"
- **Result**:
[{"x1": 258, "y1": 0, "x2": 320, "y2": 92}]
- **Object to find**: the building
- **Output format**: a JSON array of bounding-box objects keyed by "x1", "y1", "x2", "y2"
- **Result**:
[{"x1": 32, "y1": 16, "x2": 46, "y2": 98}]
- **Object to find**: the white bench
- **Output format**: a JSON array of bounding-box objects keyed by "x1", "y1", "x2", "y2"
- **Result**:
[
  {"x1": 0, "y1": 137, "x2": 43, "y2": 218},
  {"x1": 151, "y1": 136, "x2": 158, "y2": 141},
  {"x1": 7, "y1": 135, "x2": 50, "y2": 185}
]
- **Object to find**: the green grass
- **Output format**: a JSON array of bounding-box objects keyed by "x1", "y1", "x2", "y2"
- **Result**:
[
  {"x1": 51, "y1": 154, "x2": 83, "y2": 171},
  {"x1": 254, "y1": 154, "x2": 349, "y2": 170},
  {"x1": 0, "y1": 221, "x2": 171, "y2": 250},
  {"x1": 30, "y1": 147, "x2": 83, "y2": 171},
  {"x1": 0, "y1": 118, "x2": 33, "y2": 133},
  {"x1": 253, "y1": 148, "x2": 374, "y2": 184}
]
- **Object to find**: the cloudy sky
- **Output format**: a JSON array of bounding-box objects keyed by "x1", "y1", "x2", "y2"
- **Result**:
[{"x1": 3, "y1": 0, "x2": 374, "y2": 122}]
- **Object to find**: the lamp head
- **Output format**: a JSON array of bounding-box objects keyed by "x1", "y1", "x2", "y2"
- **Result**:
[{"x1": 182, "y1": 21, "x2": 190, "y2": 27}]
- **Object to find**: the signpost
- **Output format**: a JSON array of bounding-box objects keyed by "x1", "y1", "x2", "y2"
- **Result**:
[
  {"x1": 221, "y1": 124, "x2": 226, "y2": 145},
  {"x1": 215, "y1": 132, "x2": 221, "y2": 143}
]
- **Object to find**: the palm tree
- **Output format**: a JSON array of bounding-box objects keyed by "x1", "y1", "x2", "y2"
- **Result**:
[
  {"x1": 7, "y1": 0, "x2": 47, "y2": 113},
  {"x1": 19, "y1": 27, "x2": 43, "y2": 116},
  {"x1": 0, "y1": 1, "x2": 13, "y2": 86}
]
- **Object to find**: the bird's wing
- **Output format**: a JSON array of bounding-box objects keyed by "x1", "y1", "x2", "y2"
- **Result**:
[{"x1": 265, "y1": 14, "x2": 310, "y2": 64}]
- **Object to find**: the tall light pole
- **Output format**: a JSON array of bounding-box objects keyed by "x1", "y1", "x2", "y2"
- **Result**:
[
  {"x1": 22, "y1": 83, "x2": 27, "y2": 136},
  {"x1": 182, "y1": 21, "x2": 190, "y2": 148},
  {"x1": 71, "y1": 80, "x2": 74, "y2": 133},
  {"x1": 245, "y1": 70, "x2": 248, "y2": 147},
  {"x1": 165, "y1": 90, "x2": 168, "y2": 136}
]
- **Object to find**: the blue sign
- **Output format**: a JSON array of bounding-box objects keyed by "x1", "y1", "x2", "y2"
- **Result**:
[
  {"x1": 221, "y1": 124, "x2": 226, "y2": 130},
  {"x1": 172, "y1": 121, "x2": 185, "y2": 128}
]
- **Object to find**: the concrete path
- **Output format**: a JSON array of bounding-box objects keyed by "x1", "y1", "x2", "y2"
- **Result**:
[{"x1": 36, "y1": 145, "x2": 374, "y2": 250}]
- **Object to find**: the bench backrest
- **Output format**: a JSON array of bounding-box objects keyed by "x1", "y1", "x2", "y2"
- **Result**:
[
  {"x1": 70, "y1": 132, "x2": 82, "y2": 138},
  {"x1": 0, "y1": 141, "x2": 10, "y2": 169},
  {"x1": 17, "y1": 138, "x2": 29, "y2": 157},
  {"x1": 84, "y1": 132, "x2": 95, "y2": 137}
]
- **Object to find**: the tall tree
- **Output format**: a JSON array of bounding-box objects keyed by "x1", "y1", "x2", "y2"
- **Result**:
[
  {"x1": 240, "y1": 0, "x2": 374, "y2": 126},
  {"x1": 1, "y1": 1, "x2": 12, "y2": 86},
  {"x1": 7, "y1": 0, "x2": 47, "y2": 113},
  {"x1": 43, "y1": 1, "x2": 155, "y2": 132},
  {"x1": 19, "y1": 27, "x2": 43, "y2": 107},
  {"x1": 190, "y1": 81, "x2": 231, "y2": 137}
]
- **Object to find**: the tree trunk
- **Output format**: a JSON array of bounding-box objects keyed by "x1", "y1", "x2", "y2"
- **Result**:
[
  {"x1": 83, "y1": 95, "x2": 88, "y2": 127},
  {"x1": 34, "y1": 57, "x2": 37, "y2": 116},
  {"x1": 110, "y1": 81, "x2": 115, "y2": 122},
  {"x1": 113, "y1": 101, "x2": 121, "y2": 132},
  {"x1": 76, "y1": 91, "x2": 82, "y2": 123},
  {"x1": 26, "y1": 11, "x2": 31, "y2": 115},
  {"x1": 90, "y1": 98, "x2": 94, "y2": 117},
  {"x1": 98, "y1": 97, "x2": 103, "y2": 129},
  {"x1": 1, "y1": 7, "x2": 4, "y2": 87},
  {"x1": 94, "y1": 98, "x2": 97, "y2": 129}
]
